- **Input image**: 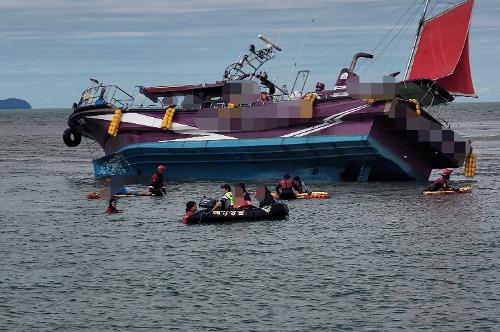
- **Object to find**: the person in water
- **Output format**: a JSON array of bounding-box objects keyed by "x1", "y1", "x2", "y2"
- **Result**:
[
  {"x1": 256, "y1": 186, "x2": 275, "y2": 208},
  {"x1": 212, "y1": 184, "x2": 234, "y2": 211},
  {"x1": 233, "y1": 183, "x2": 253, "y2": 210},
  {"x1": 427, "y1": 168, "x2": 459, "y2": 192},
  {"x1": 181, "y1": 201, "x2": 197, "y2": 224},
  {"x1": 276, "y1": 174, "x2": 296, "y2": 199},
  {"x1": 150, "y1": 164, "x2": 167, "y2": 196},
  {"x1": 292, "y1": 176, "x2": 311, "y2": 194},
  {"x1": 104, "y1": 178, "x2": 136, "y2": 196},
  {"x1": 88, "y1": 177, "x2": 152, "y2": 199},
  {"x1": 106, "y1": 198, "x2": 120, "y2": 214}
]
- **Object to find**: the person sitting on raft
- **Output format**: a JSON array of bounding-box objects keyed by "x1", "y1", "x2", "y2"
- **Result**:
[
  {"x1": 106, "y1": 198, "x2": 120, "y2": 214},
  {"x1": 256, "y1": 186, "x2": 275, "y2": 208},
  {"x1": 276, "y1": 174, "x2": 296, "y2": 199},
  {"x1": 239, "y1": 183, "x2": 251, "y2": 201},
  {"x1": 182, "y1": 201, "x2": 197, "y2": 224},
  {"x1": 427, "y1": 168, "x2": 459, "y2": 192},
  {"x1": 233, "y1": 183, "x2": 253, "y2": 210},
  {"x1": 150, "y1": 164, "x2": 167, "y2": 196},
  {"x1": 212, "y1": 184, "x2": 234, "y2": 211},
  {"x1": 292, "y1": 176, "x2": 311, "y2": 194}
]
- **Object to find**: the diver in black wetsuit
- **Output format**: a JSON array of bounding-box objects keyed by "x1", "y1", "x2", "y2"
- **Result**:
[{"x1": 150, "y1": 164, "x2": 167, "y2": 196}]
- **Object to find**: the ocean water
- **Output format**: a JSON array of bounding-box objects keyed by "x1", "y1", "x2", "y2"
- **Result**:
[{"x1": 1, "y1": 104, "x2": 499, "y2": 331}]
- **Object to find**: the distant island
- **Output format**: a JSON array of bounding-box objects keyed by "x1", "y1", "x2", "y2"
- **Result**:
[{"x1": 0, "y1": 98, "x2": 32, "y2": 109}]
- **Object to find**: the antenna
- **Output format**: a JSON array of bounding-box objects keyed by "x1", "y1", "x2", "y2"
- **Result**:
[{"x1": 258, "y1": 34, "x2": 282, "y2": 51}]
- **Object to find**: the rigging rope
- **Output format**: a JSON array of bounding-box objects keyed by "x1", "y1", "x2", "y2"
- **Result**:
[
  {"x1": 356, "y1": 0, "x2": 419, "y2": 73},
  {"x1": 285, "y1": 0, "x2": 321, "y2": 91},
  {"x1": 377, "y1": 3, "x2": 426, "y2": 76},
  {"x1": 360, "y1": 0, "x2": 426, "y2": 76}
]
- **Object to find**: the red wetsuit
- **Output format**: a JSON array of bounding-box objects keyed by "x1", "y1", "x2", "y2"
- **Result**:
[{"x1": 106, "y1": 207, "x2": 119, "y2": 214}]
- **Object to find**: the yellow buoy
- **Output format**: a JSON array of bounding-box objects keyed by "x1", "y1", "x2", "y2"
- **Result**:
[
  {"x1": 161, "y1": 107, "x2": 176, "y2": 130},
  {"x1": 107, "y1": 108, "x2": 122, "y2": 137},
  {"x1": 464, "y1": 150, "x2": 477, "y2": 177},
  {"x1": 304, "y1": 93, "x2": 317, "y2": 102}
]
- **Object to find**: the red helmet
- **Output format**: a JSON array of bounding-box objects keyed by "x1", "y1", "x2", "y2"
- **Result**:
[
  {"x1": 441, "y1": 168, "x2": 453, "y2": 176},
  {"x1": 157, "y1": 164, "x2": 166, "y2": 172},
  {"x1": 315, "y1": 82, "x2": 325, "y2": 91},
  {"x1": 87, "y1": 192, "x2": 99, "y2": 199}
]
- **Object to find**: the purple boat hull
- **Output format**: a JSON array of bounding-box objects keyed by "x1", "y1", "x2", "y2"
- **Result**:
[{"x1": 67, "y1": 95, "x2": 469, "y2": 181}]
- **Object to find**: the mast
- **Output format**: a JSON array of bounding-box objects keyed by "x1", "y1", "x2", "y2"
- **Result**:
[{"x1": 404, "y1": 0, "x2": 431, "y2": 80}]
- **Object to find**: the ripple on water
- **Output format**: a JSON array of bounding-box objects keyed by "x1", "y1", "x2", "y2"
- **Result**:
[{"x1": 1, "y1": 106, "x2": 500, "y2": 330}]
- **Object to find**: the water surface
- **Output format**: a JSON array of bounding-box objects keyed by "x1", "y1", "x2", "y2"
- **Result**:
[{"x1": 1, "y1": 104, "x2": 499, "y2": 330}]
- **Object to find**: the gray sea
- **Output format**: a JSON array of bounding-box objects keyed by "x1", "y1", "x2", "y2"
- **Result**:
[{"x1": 1, "y1": 104, "x2": 499, "y2": 331}]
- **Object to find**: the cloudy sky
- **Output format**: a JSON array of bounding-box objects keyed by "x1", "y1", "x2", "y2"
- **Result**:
[{"x1": 0, "y1": 0, "x2": 498, "y2": 108}]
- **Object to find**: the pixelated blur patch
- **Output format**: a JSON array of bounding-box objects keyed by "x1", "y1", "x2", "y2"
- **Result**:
[
  {"x1": 387, "y1": 100, "x2": 469, "y2": 165},
  {"x1": 347, "y1": 75, "x2": 397, "y2": 99},
  {"x1": 163, "y1": 95, "x2": 203, "y2": 110},
  {"x1": 195, "y1": 99, "x2": 313, "y2": 132},
  {"x1": 222, "y1": 80, "x2": 260, "y2": 105}
]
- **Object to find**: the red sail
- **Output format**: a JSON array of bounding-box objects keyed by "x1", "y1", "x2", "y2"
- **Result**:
[{"x1": 408, "y1": 0, "x2": 475, "y2": 96}]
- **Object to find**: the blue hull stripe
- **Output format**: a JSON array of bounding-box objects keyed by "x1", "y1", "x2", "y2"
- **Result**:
[{"x1": 94, "y1": 134, "x2": 425, "y2": 180}]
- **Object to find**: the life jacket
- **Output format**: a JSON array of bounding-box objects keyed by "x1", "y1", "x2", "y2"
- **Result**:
[
  {"x1": 222, "y1": 192, "x2": 234, "y2": 209},
  {"x1": 234, "y1": 199, "x2": 253, "y2": 210},
  {"x1": 278, "y1": 179, "x2": 294, "y2": 195},
  {"x1": 182, "y1": 210, "x2": 195, "y2": 224}
]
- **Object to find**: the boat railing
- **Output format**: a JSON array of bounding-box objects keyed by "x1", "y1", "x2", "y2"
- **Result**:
[{"x1": 78, "y1": 84, "x2": 134, "y2": 109}]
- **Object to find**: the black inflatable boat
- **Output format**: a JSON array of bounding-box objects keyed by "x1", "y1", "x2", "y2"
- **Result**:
[{"x1": 184, "y1": 201, "x2": 289, "y2": 224}]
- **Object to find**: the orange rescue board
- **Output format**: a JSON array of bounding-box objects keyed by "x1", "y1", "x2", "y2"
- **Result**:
[
  {"x1": 272, "y1": 191, "x2": 330, "y2": 199},
  {"x1": 422, "y1": 186, "x2": 472, "y2": 196}
]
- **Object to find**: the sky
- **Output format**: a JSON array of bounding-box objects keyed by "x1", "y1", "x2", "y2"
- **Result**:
[{"x1": 0, "y1": 0, "x2": 499, "y2": 108}]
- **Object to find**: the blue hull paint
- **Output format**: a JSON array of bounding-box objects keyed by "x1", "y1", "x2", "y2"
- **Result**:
[{"x1": 93, "y1": 135, "x2": 421, "y2": 181}]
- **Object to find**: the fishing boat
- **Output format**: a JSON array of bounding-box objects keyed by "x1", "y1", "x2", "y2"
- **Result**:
[{"x1": 63, "y1": 0, "x2": 477, "y2": 181}]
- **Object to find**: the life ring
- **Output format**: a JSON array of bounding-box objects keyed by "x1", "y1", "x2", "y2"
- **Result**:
[{"x1": 63, "y1": 128, "x2": 82, "y2": 147}]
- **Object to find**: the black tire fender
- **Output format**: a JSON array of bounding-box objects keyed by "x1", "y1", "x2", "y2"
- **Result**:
[{"x1": 63, "y1": 128, "x2": 82, "y2": 147}]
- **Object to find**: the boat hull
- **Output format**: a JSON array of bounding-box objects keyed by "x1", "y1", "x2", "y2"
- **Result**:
[
  {"x1": 92, "y1": 133, "x2": 431, "y2": 181},
  {"x1": 69, "y1": 97, "x2": 470, "y2": 181}
]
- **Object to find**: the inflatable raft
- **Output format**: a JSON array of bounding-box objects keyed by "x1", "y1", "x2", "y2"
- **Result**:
[
  {"x1": 423, "y1": 186, "x2": 472, "y2": 196},
  {"x1": 272, "y1": 191, "x2": 330, "y2": 200},
  {"x1": 184, "y1": 202, "x2": 289, "y2": 224}
]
